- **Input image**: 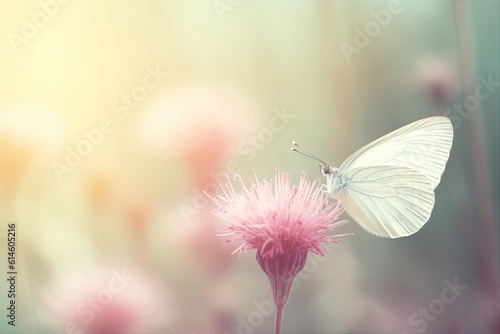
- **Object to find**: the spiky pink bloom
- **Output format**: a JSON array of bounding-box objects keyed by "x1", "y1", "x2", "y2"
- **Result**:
[{"x1": 208, "y1": 170, "x2": 349, "y2": 334}]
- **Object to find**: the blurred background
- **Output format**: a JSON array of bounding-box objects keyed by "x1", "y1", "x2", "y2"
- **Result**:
[{"x1": 0, "y1": 0, "x2": 498, "y2": 333}]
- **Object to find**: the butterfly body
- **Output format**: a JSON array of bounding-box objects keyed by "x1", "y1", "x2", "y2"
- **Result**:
[{"x1": 322, "y1": 166, "x2": 342, "y2": 194}]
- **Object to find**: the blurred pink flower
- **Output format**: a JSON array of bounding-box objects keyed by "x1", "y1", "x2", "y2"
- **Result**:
[
  {"x1": 38, "y1": 266, "x2": 175, "y2": 334},
  {"x1": 208, "y1": 170, "x2": 349, "y2": 334},
  {"x1": 184, "y1": 215, "x2": 235, "y2": 279},
  {"x1": 136, "y1": 82, "x2": 260, "y2": 188},
  {"x1": 415, "y1": 56, "x2": 459, "y2": 105}
]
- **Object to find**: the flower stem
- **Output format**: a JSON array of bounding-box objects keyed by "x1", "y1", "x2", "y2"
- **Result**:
[{"x1": 274, "y1": 305, "x2": 284, "y2": 334}]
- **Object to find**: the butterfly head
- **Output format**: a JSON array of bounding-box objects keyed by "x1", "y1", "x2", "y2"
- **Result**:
[{"x1": 320, "y1": 165, "x2": 337, "y2": 177}]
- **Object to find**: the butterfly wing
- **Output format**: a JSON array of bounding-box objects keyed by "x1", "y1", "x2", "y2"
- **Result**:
[
  {"x1": 338, "y1": 116, "x2": 453, "y2": 189},
  {"x1": 336, "y1": 166, "x2": 435, "y2": 238}
]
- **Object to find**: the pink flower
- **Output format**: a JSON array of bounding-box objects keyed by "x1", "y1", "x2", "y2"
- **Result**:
[{"x1": 208, "y1": 170, "x2": 349, "y2": 334}]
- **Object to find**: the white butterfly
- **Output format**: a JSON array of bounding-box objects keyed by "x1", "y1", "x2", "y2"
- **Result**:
[{"x1": 293, "y1": 116, "x2": 453, "y2": 238}]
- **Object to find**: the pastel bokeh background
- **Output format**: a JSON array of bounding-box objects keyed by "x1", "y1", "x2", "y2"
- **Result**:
[{"x1": 0, "y1": 0, "x2": 498, "y2": 333}]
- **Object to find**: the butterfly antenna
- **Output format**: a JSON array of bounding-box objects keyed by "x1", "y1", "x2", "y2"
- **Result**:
[{"x1": 291, "y1": 141, "x2": 327, "y2": 166}]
